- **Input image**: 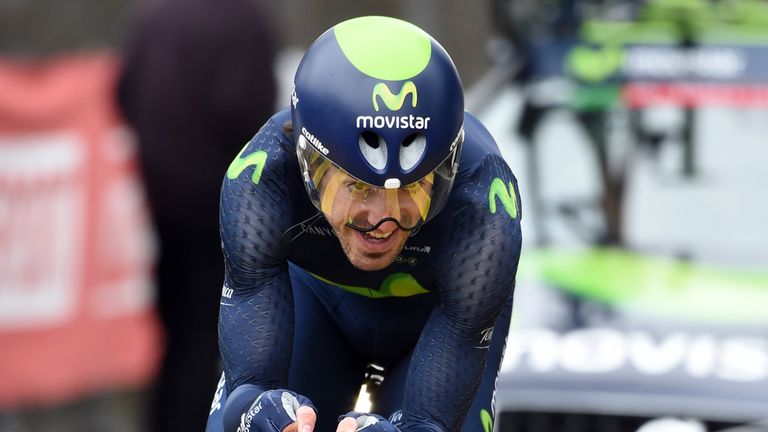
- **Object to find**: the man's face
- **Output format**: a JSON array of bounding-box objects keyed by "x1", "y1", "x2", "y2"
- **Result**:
[{"x1": 318, "y1": 166, "x2": 427, "y2": 271}]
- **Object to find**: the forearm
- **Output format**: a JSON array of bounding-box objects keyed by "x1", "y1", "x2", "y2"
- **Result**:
[
  {"x1": 220, "y1": 271, "x2": 294, "y2": 386},
  {"x1": 219, "y1": 272, "x2": 295, "y2": 430},
  {"x1": 397, "y1": 153, "x2": 521, "y2": 431},
  {"x1": 398, "y1": 309, "x2": 492, "y2": 432}
]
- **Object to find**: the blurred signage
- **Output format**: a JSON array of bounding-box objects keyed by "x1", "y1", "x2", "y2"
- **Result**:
[
  {"x1": 0, "y1": 53, "x2": 160, "y2": 408},
  {"x1": 623, "y1": 82, "x2": 768, "y2": 108},
  {"x1": 502, "y1": 327, "x2": 768, "y2": 382},
  {"x1": 594, "y1": 44, "x2": 768, "y2": 108},
  {"x1": 496, "y1": 249, "x2": 768, "y2": 421},
  {"x1": 570, "y1": 45, "x2": 768, "y2": 83},
  {"x1": 531, "y1": 37, "x2": 768, "y2": 108},
  {"x1": 497, "y1": 325, "x2": 768, "y2": 421}
]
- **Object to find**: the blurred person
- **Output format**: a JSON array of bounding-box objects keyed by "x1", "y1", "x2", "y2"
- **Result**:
[
  {"x1": 205, "y1": 16, "x2": 522, "y2": 432},
  {"x1": 115, "y1": 0, "x2": 277, "y2": 430}
]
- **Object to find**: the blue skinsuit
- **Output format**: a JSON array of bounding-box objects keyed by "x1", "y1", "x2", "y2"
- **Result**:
[{"x1": 206, "y1": 108, "x2": 522, "y2": 432}]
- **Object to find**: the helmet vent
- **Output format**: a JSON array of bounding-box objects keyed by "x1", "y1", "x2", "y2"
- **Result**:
[
  {"x1": 359, "y1": 132, "x2": 387, "y2": 170},
  {"x1": 399, "y1": 133, "x2": 426, "y2": 171}
]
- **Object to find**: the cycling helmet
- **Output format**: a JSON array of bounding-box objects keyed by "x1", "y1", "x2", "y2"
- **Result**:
[{"x1": 291, "y1": 16, "x2": 464, "y2": 232}]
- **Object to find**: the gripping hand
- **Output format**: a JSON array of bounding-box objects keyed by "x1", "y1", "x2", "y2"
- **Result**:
[
  {"x1": 237, "y1": 389, "x2": 316, "y2": 432},
  {"x1": 337, "y1": 412, "x2": 401, "y2": 432}
]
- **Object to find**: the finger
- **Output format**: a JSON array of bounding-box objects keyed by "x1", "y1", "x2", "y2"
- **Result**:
[
  {"x1": 296, "y1": 405, "x2": 317, "y2": 432},
  {"x1": 336, "y1": 416, "x2": 358, "y2": 432},
  {"x1": 283, "y1": 423, "x2": 298, "y2": 432}
]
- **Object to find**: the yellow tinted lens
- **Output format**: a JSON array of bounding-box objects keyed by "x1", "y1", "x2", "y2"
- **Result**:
[
  {"x1": 405, "y1": 172, "x2": 434, "y2": 220},
  {"x1": 312, "y1": 159, "x2": 332, "y2": 186},
  {"x1": 313, "y1": 162, "x2": 435, "y2": 230},
  {"x1": 320, "y1": 169, "x2": 347, "y2": 214}
]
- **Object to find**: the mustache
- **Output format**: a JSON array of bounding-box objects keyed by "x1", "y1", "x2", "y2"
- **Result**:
[{"x1": 345, "y1": 217, "x2": 422, "y2": 233}]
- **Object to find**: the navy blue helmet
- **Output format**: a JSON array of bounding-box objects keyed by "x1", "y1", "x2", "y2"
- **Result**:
[{"x1": 291, "y1": 16, "x2": 464, "y2": 231}]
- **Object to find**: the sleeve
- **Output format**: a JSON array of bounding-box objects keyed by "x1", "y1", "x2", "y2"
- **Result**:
[
  {"x1": 397, "y1": 153, "x2": 523, "y2": 432},
  {"x1": 217, "y1": 117, "x2": 297, "y2": 430}
]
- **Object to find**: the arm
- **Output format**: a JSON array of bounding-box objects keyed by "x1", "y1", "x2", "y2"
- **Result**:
[
  {"x1": 397, "y1": 154, "x2": 523, "y2": 432},
  {"x1": 217, "y1": 117, "x2": 302, "y2": 430}
]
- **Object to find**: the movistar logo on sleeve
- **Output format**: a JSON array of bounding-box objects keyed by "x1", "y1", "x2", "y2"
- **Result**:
[
  {"x1": 227, "y1": 143, "x2": 268, "y2": 185},
  {"x1": 373, "y1": 81, "x2": 417, "y2": 111},
  {"x1": 357, "y1": 80, "x2": 430, "y2": 130},
  {"x1": 489, "y1": 177, "x2": 518, "y2": 219}
]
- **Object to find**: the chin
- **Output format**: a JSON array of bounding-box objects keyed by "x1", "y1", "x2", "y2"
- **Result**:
[
  {"x1": 348, "y1": 253, "x2": 398, "y2": 271},
  {"x1": 336, "y1": 226, "x2": 407, "y2": 271}
]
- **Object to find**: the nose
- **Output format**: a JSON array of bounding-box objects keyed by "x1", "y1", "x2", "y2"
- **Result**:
[{"x1": 365, "y1": 190, "x2": 400, "y2": 231}]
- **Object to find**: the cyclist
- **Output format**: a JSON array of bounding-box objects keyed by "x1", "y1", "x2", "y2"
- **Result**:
[{"x1": 206, "y1": 16, "x2": 522, "y2": 432}]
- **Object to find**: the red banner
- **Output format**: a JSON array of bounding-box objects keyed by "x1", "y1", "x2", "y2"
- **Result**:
[
  {"x1": 623, "y1": 82, "x2": 768, "y2": 108},
  {"x1": 0, "y1": 53, "x2": 161, "y2": 408}
]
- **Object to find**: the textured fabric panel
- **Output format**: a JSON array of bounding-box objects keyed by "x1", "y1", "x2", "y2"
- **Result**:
[
  {"x1": 218, "y1": 116, "x2": 296, "y2": 393},
  {"x1": 400, "y1": 154, "x2": 523, "y2": 432}
]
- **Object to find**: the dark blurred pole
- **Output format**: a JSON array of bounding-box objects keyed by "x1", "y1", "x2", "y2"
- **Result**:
[
  {"x1": 116, "y1": 0, "x2": 277, "y2": 430},
  {"x1": 577, "y1": 111, "x2": 625, "y2": 246},
  {"x1": 682, "y1": 106, "x2": 696, "y2": 177}
]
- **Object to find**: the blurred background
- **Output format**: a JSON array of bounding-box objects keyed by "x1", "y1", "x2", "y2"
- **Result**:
[{"x1": 1, "y1": 0, "x2": 767, "y2": 431}]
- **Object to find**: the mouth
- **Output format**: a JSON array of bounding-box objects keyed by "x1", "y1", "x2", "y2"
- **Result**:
[
  {"x1": 367, "y1": 230, "x2": 393, "y2": 240},
  {"x1": 353, "y1": 228, "x2": 399, "y2": 252}
]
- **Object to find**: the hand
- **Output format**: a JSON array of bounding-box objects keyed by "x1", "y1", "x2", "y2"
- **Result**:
[
  {"x1": 283, "y1": 406, "x2": 316, "y2": 432},
  {"x1": 336, "y1": 412, "x2": 400, "y2": 432},
  {"x1": 237, "y1": 389, "x2": 316, "y2": 432}
]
